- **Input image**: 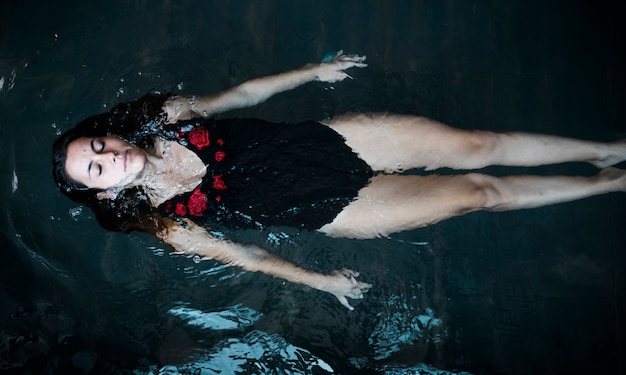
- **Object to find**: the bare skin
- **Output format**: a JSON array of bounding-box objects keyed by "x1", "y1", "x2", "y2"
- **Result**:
[
  {"x1": 319, "y1": 113, "x2": 626, "y2": 238},
  {"x1": 62, "y1": 52, "x2": 626, "y2": 309}
]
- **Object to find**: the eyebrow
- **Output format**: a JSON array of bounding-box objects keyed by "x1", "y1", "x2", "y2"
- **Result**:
[{"x1": 87, "y1": 138, "x2": 95, "y2": 180}]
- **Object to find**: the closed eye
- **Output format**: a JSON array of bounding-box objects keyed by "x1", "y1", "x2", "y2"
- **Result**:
[{"x1": 88, "y1": 138, "x2": 105, "y2": 179}]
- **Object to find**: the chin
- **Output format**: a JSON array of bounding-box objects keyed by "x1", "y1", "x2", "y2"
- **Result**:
[{"x1": 129, "y1": 151, "x2": 146, "y2": 172}]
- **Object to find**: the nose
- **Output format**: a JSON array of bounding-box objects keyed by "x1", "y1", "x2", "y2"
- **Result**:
[{"x1": 94, "y1": 150, "x2": 119, "y2": 164}]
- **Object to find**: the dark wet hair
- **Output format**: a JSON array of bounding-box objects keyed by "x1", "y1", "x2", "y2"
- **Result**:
[
  {"x1": 52, "y1": 93, "x2": 171, "y2": 234},
  {"x1": 52, "y1": 119, "x2": 107, "y2": 196}
]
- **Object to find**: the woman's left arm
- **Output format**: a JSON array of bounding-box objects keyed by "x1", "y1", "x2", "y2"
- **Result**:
[
  {"x1": 163, "y1": 51, "x2": 366, "y2": 123},
  {"x1": 160, "y1": 218, "x2": 371, "y2": 310}
]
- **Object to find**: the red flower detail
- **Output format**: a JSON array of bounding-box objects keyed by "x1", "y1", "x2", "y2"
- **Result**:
[
  {"x1": 188, "y1": 188, "x2": 208, "y2": 216},
  {"x1": 175, "y1": 202, "x2": 187, "y2": 216},
  {"x1": 214, "y1": 151, "x2": 226, "y2": 162},
  {"x1": 216, "y1": 138, "x2": 224, "y2": 146},
  {"x1": 165, "y1": 202, "x2": 172, "y2": 213},
  {"x1": 215, "y1": 195, "x2": 221, "y2": 203},
  {"x1": 212, "y1": 175, "x2": 227, "y2": 191},
  {"x1": 188, "y1": 126, "x2": 210, "y2": 150}
]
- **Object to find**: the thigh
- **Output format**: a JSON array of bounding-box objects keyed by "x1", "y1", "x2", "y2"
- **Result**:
[
  {"x1": 318, "y1": 174, "x2": 487, "y2": 239},
  {"x1": 322, "y1": 113, "x2": 494, "y2": 172}
]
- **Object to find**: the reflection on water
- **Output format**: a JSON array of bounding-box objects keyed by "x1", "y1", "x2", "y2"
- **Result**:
[
  {"x1": 1, "y1": 1, "x2": 624, "y2": 374},
  {"x1": 169, "y1": 304, "x2": 263, "y2": 331}
]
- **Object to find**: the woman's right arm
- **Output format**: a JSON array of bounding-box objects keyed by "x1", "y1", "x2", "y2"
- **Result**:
[
  {"x1": 162, "y1": 51, "x2": 367, "y2": 123},
  {"x1": 160, "y1": 218, "x2": 371, "y2": 310}
]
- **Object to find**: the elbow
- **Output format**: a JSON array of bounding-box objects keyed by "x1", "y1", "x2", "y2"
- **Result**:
[
  {"x1": 228, "y1": 245, "x2": 270, "y2": 270},
  {"x1": 234, "y1": 84, "x2": 262, "y2": 106},
  {"x1": 163, "y1": 96, "x2": 193, "y2": 123}
]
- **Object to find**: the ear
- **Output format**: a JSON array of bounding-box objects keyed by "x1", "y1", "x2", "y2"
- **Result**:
[{"x1": 96, "y1": 190, "x2": 119, "y2": 200}]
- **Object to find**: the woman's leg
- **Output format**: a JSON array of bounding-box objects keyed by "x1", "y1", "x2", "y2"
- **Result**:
[
  {"x1": 318, "y1": 169, "x2": 626, "y2": 239},
  {"x1": 323, "y1": 113, "x2": 626, "y2": 172}
]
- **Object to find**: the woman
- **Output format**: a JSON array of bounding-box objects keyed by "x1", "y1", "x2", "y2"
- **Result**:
[{"x1": 53, "y1": 52, "x2": 626, "y2": 310}]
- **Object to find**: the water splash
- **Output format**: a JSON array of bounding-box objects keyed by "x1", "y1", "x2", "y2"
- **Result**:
[
  {"x1": 168, "y1": 304, "x2": 262, "y2": 331},
  {"x1": 367, "y1": 294, "x2": 446, "y2": 360},
  {"x1": 153, "y1": 330, "x2": 334, "y2": 375},
  {"x1": 68, "y1": 206, "x2": 91, "y2": 222}
]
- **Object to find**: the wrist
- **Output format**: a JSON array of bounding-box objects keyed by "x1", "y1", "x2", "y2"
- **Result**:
[
  {"x1": 305, "y1": 270, "x2": 331, "y2": 292},
  {"x1": 301, "y1": 63, "x2": 322, "y2": 81}
]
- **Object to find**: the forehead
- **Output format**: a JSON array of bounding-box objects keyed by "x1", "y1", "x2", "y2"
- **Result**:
[{"x1": 65, "y1": 137, "x2": 93, "y2": 182}]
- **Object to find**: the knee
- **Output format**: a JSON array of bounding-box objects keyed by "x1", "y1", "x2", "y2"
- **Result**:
[
  {"x1": 465, "y1": 173, "x2": 505, "y2": 211},
  {"x1": 463, "y1": 130, "x2": 501, "y2": 165}
]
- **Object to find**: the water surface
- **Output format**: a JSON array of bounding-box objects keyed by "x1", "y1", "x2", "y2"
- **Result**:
[{"x1": 1, "y1": 1, "x2": 624, "y2": 374}]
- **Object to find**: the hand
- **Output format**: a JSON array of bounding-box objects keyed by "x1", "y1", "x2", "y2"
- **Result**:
[
  {"x1": 314, "y1": 50, "x2": 367, "y2": 83},
  {"x1": 322, "y1": 268, "x2": 372, "y2": 310}
]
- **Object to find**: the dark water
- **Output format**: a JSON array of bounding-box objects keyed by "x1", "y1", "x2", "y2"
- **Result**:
[{"x1": 1, "y1": 1, "x2": 625, "y2": 374}]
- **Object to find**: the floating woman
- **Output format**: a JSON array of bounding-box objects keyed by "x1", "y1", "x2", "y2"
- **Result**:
[{"x1": 52, "y1": 52, "x2": 626, "y2": 309}]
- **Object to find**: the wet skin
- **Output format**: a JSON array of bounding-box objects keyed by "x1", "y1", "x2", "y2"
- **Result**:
[{"x1": 65, "y1": 136, "x2": 146, "y2": 190}]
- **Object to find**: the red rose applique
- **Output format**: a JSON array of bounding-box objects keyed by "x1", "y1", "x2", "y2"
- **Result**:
[
  {"x1": 216, "y1": 139, "x2": 224, "y2": 146},
  {"x1": 214, "y1": 151, "x2": 226, "y2": 162},
  {"x1": 187, "y1": 188, "x2": 208, "y2": 216},
  {"x1": 212, "y1": 175, "x2": 227, "y2": 191},
  {"x1": 188, "y1": 126, "x2": 210, "y2": 150},
  {"x1": 175, "y1": 202, "x2": 187, "y2": 216},
  {"x1": 215, "y1": 195, "x2": 222, "y2": 203}
]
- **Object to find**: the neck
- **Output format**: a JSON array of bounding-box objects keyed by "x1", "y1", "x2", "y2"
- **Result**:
[{"x1": 131, "y1": 139, "x2": 206, "y2": 206}]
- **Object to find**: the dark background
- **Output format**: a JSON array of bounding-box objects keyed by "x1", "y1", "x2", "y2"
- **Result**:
[{"x1": 1, "y1": 1, "x2": 625, "y2": 374}]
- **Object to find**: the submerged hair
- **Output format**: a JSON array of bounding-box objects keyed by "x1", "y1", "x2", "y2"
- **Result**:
[{"x1": 52, "y1": 93, "x2": 171, "y2": 234}]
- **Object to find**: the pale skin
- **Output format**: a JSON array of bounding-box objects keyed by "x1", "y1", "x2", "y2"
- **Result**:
[{"x1": 64, "y1": 51, "x2": 626, "y2": 310}]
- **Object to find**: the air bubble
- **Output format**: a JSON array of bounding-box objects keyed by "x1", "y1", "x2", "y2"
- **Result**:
[
  {"x1": 69, "y1": 206, "x2": 90, "y2": 221},
  {"x1": 69, "y1": 206, "x2": 83, "y2": 220},
  {"x1": 50, "y1": 122, "x2": 62, "y2": 136}
]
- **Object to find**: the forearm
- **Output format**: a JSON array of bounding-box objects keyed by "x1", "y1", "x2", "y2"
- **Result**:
[
  {"x1": 162, "y1": 220, "x2": 328, "y2": 291},
  {"x1": 224, "y1": 63, "x2": 320, "y2": 107},
  {"x1": 163, "y1": 51, "x2": 366, "y2": 123},
  {"x1": 221, "y1": 242, "x2": 329, "y2": 291},
  {"x1": 164, "y1": 64, "x2": 319, "y2": 122}
]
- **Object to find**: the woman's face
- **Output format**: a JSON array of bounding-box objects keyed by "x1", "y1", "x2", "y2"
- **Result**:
[{"x1": 65, "y1": 136, "x2": 146, "y2": 190}]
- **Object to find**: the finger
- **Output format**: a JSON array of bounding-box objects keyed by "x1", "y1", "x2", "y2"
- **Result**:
[
  {"x1": 358, "y1": 282, "x2": 372, "y2": 293},
  {"x1": 337, "y1": 295, "x2": 354, "y2": 311},
  {"x1": 347, "y1": 289, "x2": 364, "y2": 299},
  {"x1": 342, "y1": 269, "x2": 360, "y2": 278},
  {"x1": 345, "y1": 55, "x2": 367, "y2": 63}
]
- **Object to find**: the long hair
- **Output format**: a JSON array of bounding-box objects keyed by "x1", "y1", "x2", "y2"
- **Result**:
[{"x1": 52, "y1": 93, "x2": 171, "y2": 234}]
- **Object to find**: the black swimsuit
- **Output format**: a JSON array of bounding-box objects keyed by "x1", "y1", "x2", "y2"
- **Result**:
[
  {"x1": 157, "y1": 117, "x2": 372, "y2": 230},
  {"x1": 77, "y1": 93, "x2": 372, "y2": 231}
]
